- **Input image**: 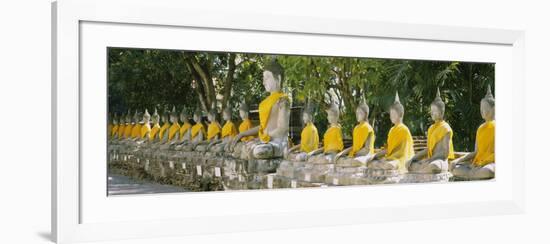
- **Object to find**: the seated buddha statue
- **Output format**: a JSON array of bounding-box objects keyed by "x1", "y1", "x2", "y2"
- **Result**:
[
  {"x1": 148, "y1": 109, "x2": 162, "y2": 143},
  {"x1": 287, "y1": 100, "x2": 319, "y2": 161},
  {"x1": 208, "y1": 106, "x2": 238, "y2": 152},
  {"x1": 123, "y1": 110, "x2": 134, "y2": 140},
  {"x1": 451, "y1": 85, "x2": 495, "y2": 180},
  {"x1": 334, "y1": 98, "x2": 375, "y2": 166},
  {"x1": 109, "y1": 114, "x2": 119, "y2": 141},
  {"x1": 136, "y1": 109, "x2": 152, "y2": 145},
  {"x1": 116, "y1": 113, "x2": 127, "y2": 141},
  {"x1": 179, "y1": 109, "x2": 193, "y2": 143},
  {"x1": 195, "y1": 108, "x2": 222, "y2": 151},
  {"x1": 130, "y1": 110, "x2": 143, "y2": 141},
  {"x1": 307, "y1": 102, "x2": 344, "y2": 164},
  {"x1": 228, "y1": 101, "x2": 255, "y2": 157},
  {"x1": 159, "y1": 106, "x2": 181, "y2": 150},
  {"x1": 368, "y1": 92, "x2": 415, "y2": 173},
  {"x1": 180, "y1": 109, "x2": 207, "y2": 151},
  {"x1": 407, "y1": 88, "x2": 455, "y2": 174},
  {"x1": 229, "y1": 59, "x2": 291, "y2": 160}
]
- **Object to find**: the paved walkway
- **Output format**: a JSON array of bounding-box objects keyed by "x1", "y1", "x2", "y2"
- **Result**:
[{"x1": 108, "y1": 174, "x2": 188, "y2": 195}]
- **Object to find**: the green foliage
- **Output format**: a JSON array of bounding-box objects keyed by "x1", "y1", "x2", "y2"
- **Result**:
[{"x1": 108, "y1": 48, "x2": 494, "y2": 152}]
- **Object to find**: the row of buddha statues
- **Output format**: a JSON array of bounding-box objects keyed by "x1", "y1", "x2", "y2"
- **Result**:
[{"x1": 108, "y1": 59, "x2": 495, "y2": 181}]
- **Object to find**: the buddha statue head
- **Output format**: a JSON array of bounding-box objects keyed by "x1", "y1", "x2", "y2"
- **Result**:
[
  {"x1": 356, "y1": 98, "x2": 369, "y2": 123},
  {"x1": 390, "y1": 91, "x2": 405, "y2": 125},
  {"x1": 152, "y1": 108, "x2": 160, "y2": 124},
  {"x1": 193, "y1": 108, "x2": 203, "y2": 123},
  {"x1": 481, "y1": 84, "x2": 495, "y2": 121},
  {"x1": 143, "y1": 109, "x2": 151, "y2": 124},
  {"x1": 263, "y1": 58, "x2": 284, "y2": 93},
  {"x1": 430, "y1": 88, "x2": 445, "y2": 122},
  {"x1": 326, "y1": 102, "x2": 340, "y2": 125},
  {"x1": 169, "y1": 106, "x2": 178, "y2": 124},
  {"x1": 303, "y1": 99, "x2": 315, "y2": 124},
  {"x1": 179, "y1": 108, "x2": 190, "y2": 123},
  {"x1": 222, "y1": 106, "x2": 232, "y2": 122},
  {"x1": 238, "y1": 101, "x2": 249, "y2": 120}
]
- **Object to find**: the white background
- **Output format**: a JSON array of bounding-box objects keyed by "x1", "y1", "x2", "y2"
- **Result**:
[{"x1": 0, "y1": 0, "x2": 548, "y2": 243}]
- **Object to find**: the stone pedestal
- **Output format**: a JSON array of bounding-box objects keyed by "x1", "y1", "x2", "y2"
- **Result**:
[{"x1": 399, "y1": 172, "x2": 451, "y2": 184}]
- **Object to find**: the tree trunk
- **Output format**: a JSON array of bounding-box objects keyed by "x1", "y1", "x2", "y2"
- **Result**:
[{"x1": 221, "y1": 53, "x2": 236, "y2": 111}]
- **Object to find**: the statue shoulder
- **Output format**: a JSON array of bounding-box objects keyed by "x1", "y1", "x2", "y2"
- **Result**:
[{"x1": 276, "y1": 96, "x2": 290, "y2": 109}]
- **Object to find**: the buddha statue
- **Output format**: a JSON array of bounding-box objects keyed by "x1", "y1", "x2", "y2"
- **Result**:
[
  {"x1": 130, "y1": 110, "x2": 142, "y2": 140},
  {"x1": 148, "y1": 109, "x2": 162, "y2": 143},
  {"x1": 208, "y1": 106, "x2": 238, "y2": 152},
  {"x1": 157, "y1": 112, "x2": 170, "y2": 143},
  {"x1": 450, "y1": 85, "x2": 495, "y2": 180},
  {"x1": 178, "y1": 109, "x2": 192, "y2": 143},
  {"x1": 181, "y1": 108, "x2": 207, "y2": 151},
  {"x1": 195, "y1": 108, "x2": 222, "y2": 151},
  {"x1": 229, "y1": 102, "x2": 255, "y2": 157},
  {"x1": 136, "y1": 109, "x2": 151, "y2": 144},
  {"x1": 334, "y1": 98, "x2": 375, "y2": 166},
  {"x1": 159, "y1": 106, "x2": 181, "y2": 150},
  {"x1": 116, "y1": 113, "x2": 126, "y2": 140},
  {"x1": 110, "y1": 114, "x2": 119, "y2": 141},
  {"x1": 368, "y1": 92, "x2": 415, "y2": 173},
  {"x1": 307, "y1": 102, "x2": 344, "y2": 164},
  {"x1": 123, "y1": 110, "x2": 133, "y2": 140},
  {"x1": 287, "y1": 100, "x2": 319, "y2": 161},
  {"x1": 407, "y1": 88, "x2": 455, "y2": 174},
  {"x1": 230, "y1": 59, "x2": 291, "y2": 160}
]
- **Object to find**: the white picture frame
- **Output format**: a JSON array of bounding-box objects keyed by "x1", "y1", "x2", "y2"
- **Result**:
[{"x1": 52, "y1": 0, "x2": 525, "y2": 243}]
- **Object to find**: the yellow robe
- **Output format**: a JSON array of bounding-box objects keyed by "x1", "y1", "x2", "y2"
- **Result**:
[
  {"x1": 221, "y1": 121, "x2": 238, "y2": 139},
  {"x1": 124, "y1": 124, "x2": 133, "y2": 139},
  {"x1": 258, "y1": 91, "x2": 288, "y2": 143},
  {"x1": 179, "y1": 122, "x2": 192, "y2": 141},
  {"x1": 111, "y1": 125, "x2": 119, "y2": 139},
  {"x1": 158, "y1": 123, "x2": 170, "y2": 141},
  {"x1": 300, "y1": 122, "x2": 319, "y2": 153},
  {"x1": 131, "y1": 124, "x2": 142, "y2": 139},
  {"x1": 140, "y1": 123, "x2": 151, "y2": 139},
  {"x1": 149, "y1": 123, "x2": 161, "y2": 142},
  {"x1": 385, "y1": 123, "x2": 415, "y2": 173},
  {"x1": 473, "y1": 120, "x2": 495, "y2": 167},
  {"x1": 167, "y1": 123, "x2": 181, "y2": 141},
  {"x1": 427, "y1": 120, "x2": 455, "y2": 160},
  {"x1": 323, "y1": 124, "x2": 344, "y2": 153},
  {"x1": 108, "y1": 124, "x2": 113, "y2": 137},
  {"x1": 191, "y1": 123, "x2": 206, "y2": 140},
  {"x1": 239, "y1": 119, "x2": 254, "y2": 142},
  {"x1": 349, "y1": 121, "x2": 375, "y2": 157},
  {"x1": 207, "y1": 122, "x2": 222, "y2": 141},
  {"x1": 117, "y1": 125, "x2": 126, "y2": 139}
]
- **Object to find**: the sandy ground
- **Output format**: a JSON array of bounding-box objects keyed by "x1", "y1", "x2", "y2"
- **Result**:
[{"x1": 108, "y1": 174, "x2": 188, "y2": 195}]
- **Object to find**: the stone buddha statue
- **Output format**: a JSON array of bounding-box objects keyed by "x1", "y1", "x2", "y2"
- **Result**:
[
  {"x1": 148, "y1": 109, "x2": 162, "y2": 143},
  {"x1": 110, "y1": 114, "x2": 119, "y2": 141},
  {"x1": 307, "y1": 102, "x2": 344, "y2": 164},
  {"x1": 182, "y1": 108, "x2": 207, "y2": 150},
  {"x1": 407, "y1": 88, "x2": 455, "y2": 174},
  {"x1": 157, "y1": 112, "x2": 170, "y2": 144},
  {"x1": 117, "y1": 112, "x2": 127, "y2": 140},
  {"x1": 368, "y1": 92, "x2": 415, "y2": 173},
  {"x1": 123, "y1": 110, "x2": 133, "y2": 140},
  {"x1": 237, "y1": 102, "x2": 255, "y2": 142},
  {"x1": 208, "y1": 106, "x2": 238, "y2": 152},
  {"x1": 130, "y1": 110, "x2": 143, "y2": 140},
  {"x1": 334, "y1": 98, "x2": 375, "y2": 166},
  {"x1": 451, "y1": 85, "x2": 495, "y2": 180},
  {"x1": 159, "y1": 106, "x2": 181, "y2": 150},
  {"x1": 195, "y1": 108, "x2": 222, "y2": 151},
  {"x1": 136, "y1": 109, "x2": 152, "y2": 144},
  {"x1": 230, "y1": 59, "x2": 291, "y2": 160},
  {"x1": 287, "y1": 100, "x2": 319, "y2": 161},
  {"x1": 178, "y1": 109, "x2": 192, "y2": 143}
]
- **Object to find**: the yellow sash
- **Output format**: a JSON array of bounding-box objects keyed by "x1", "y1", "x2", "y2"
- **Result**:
[
  {"x1": 158, "y1": 123, "x2": 170, "y2": 140},
  {"x1": 473, "y1": 120, "x2": 495, "y2": 166},
  {"x1": 207, "y1": 122, "x2": 221, "y2": 141},
  {"x1": 149, "y1": 123, "x2": 161, "y2": 142},
  {"x1": 300, "y1": 122, "x2": 319, "y2": 153},
  {"x1": 111, "y1": 125, "x2": 119, "y2": 138},
  {"x1": 131, "y1": 124, "x2": 142, "y2": 139},
  {"x1": 140, "y1": 124, "x2": 151, "y2": 139},
  {"x1": 239, "y1": 119, "x2": 254, "y2": 142},
  {"x1": 179, "y1": 122, "x2": 192, "y2": 141},
  {"x1": 323, "y1": 124, "x2": 344, "y2": 153},
  {"x1": 191, "y1": 123, "x2": 206, "y2": 140},
  {"x1": 221, "y1": 121, "x2": 238, "y2": 139},
  {"x1": 350, "y1": 121, "x2": 375, "y2": 157},
  {"x1": 168, "y1": 123, "x2": 181, "y2": 141},
  {"x1": 386, "y1": 123, "x2": 415, "y2": 173},
  {"x1": 427, "y1": 120, "x2": 455, "y2": 159},
  {"x1": 117, "y1": 125, "x2": 125, "y2": 139},
  {"x1": 124, "y1": 124, "x2": 133, "y2": 138},
  {"x1": 258, "y1": 91, "x2": 288, "y2": 143}
]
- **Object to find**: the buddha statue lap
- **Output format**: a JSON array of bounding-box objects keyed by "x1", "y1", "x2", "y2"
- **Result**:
[{"x1": 450, "y1": 85, "x2": 495, "y2": 180}]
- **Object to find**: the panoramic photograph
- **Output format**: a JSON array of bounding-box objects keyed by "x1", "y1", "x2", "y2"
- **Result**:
[{"x1": 106, "y1": 48, "x2": 495, "y2": 195}]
